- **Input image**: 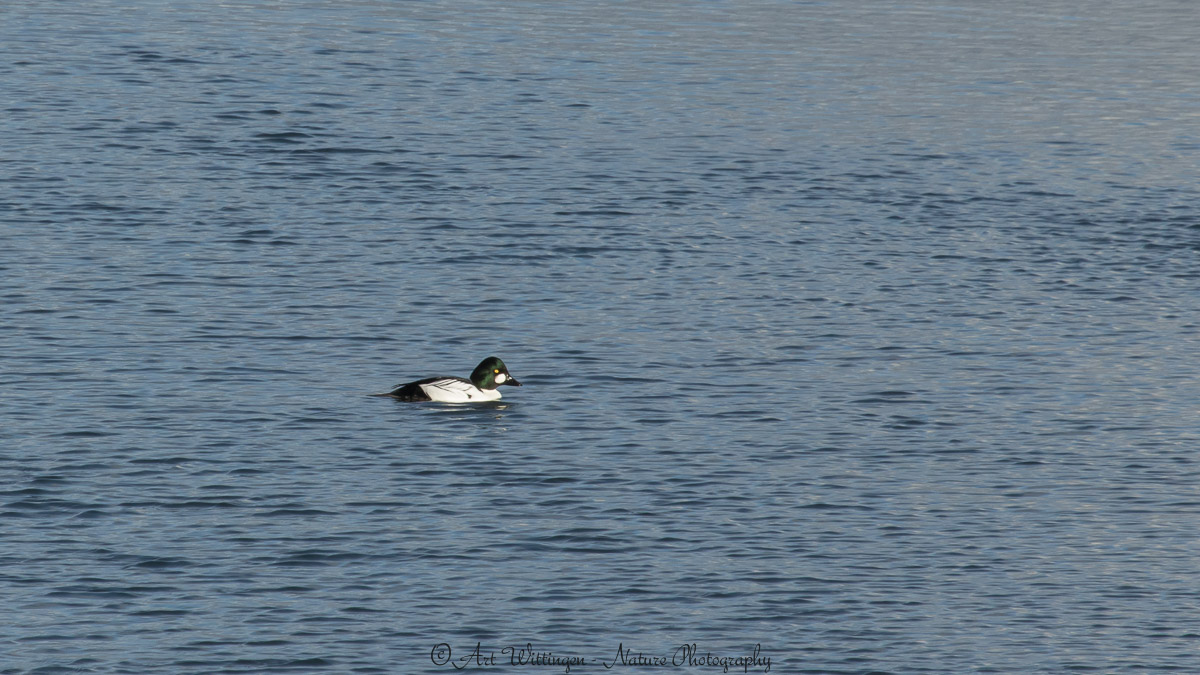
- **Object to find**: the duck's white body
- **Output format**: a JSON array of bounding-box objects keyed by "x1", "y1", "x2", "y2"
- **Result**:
[{"x1": 417, "y1": 377, "x2": 503, "y2": 403}]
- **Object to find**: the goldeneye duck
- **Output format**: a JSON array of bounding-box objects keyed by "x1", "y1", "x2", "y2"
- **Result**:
[{"x1": 380, "y1": 356, "x2": 522, "y2": 402}]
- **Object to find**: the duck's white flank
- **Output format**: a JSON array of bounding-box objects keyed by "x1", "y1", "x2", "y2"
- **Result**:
[{"x1": 420, "y1": 378, "x2": 503, "y2": 403}]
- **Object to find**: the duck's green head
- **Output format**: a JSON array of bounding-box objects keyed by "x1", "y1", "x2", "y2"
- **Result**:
[{"x1": 471, "y1": 356, "x2": 522, "y2": 390}]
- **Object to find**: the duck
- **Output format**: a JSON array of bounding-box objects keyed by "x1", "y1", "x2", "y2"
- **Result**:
[{"x1": 377, "y1": 356, "x2": 522, "y2": 402}]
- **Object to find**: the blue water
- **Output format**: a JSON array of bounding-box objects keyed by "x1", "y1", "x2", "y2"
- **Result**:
[{"x1": 3, "y1": 2, "x2": 1200, "y2": 673}]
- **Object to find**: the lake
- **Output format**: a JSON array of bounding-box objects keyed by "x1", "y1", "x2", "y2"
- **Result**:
[{"x1": 3, "y1": 1, "x2": 1199, "y2": 673}]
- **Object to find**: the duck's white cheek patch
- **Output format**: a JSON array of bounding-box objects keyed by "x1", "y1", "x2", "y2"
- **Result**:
[{"x1": 495, "y1": 373, "x2": 508, "y2": 384}]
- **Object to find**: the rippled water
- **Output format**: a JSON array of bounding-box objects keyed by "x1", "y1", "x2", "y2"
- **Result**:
[{"x1": 3, "y1": 2, "x2": 1200, "y2": 673}]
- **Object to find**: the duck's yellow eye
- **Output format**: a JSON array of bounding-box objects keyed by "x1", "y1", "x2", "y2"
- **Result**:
[{"x1": 494, "y1": 369, "x2": 500, "y2": 373}]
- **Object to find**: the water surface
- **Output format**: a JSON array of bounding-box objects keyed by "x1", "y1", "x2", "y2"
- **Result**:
[{"x1": 3, "y1": 2, "x2": 1200, "y2": 673}]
